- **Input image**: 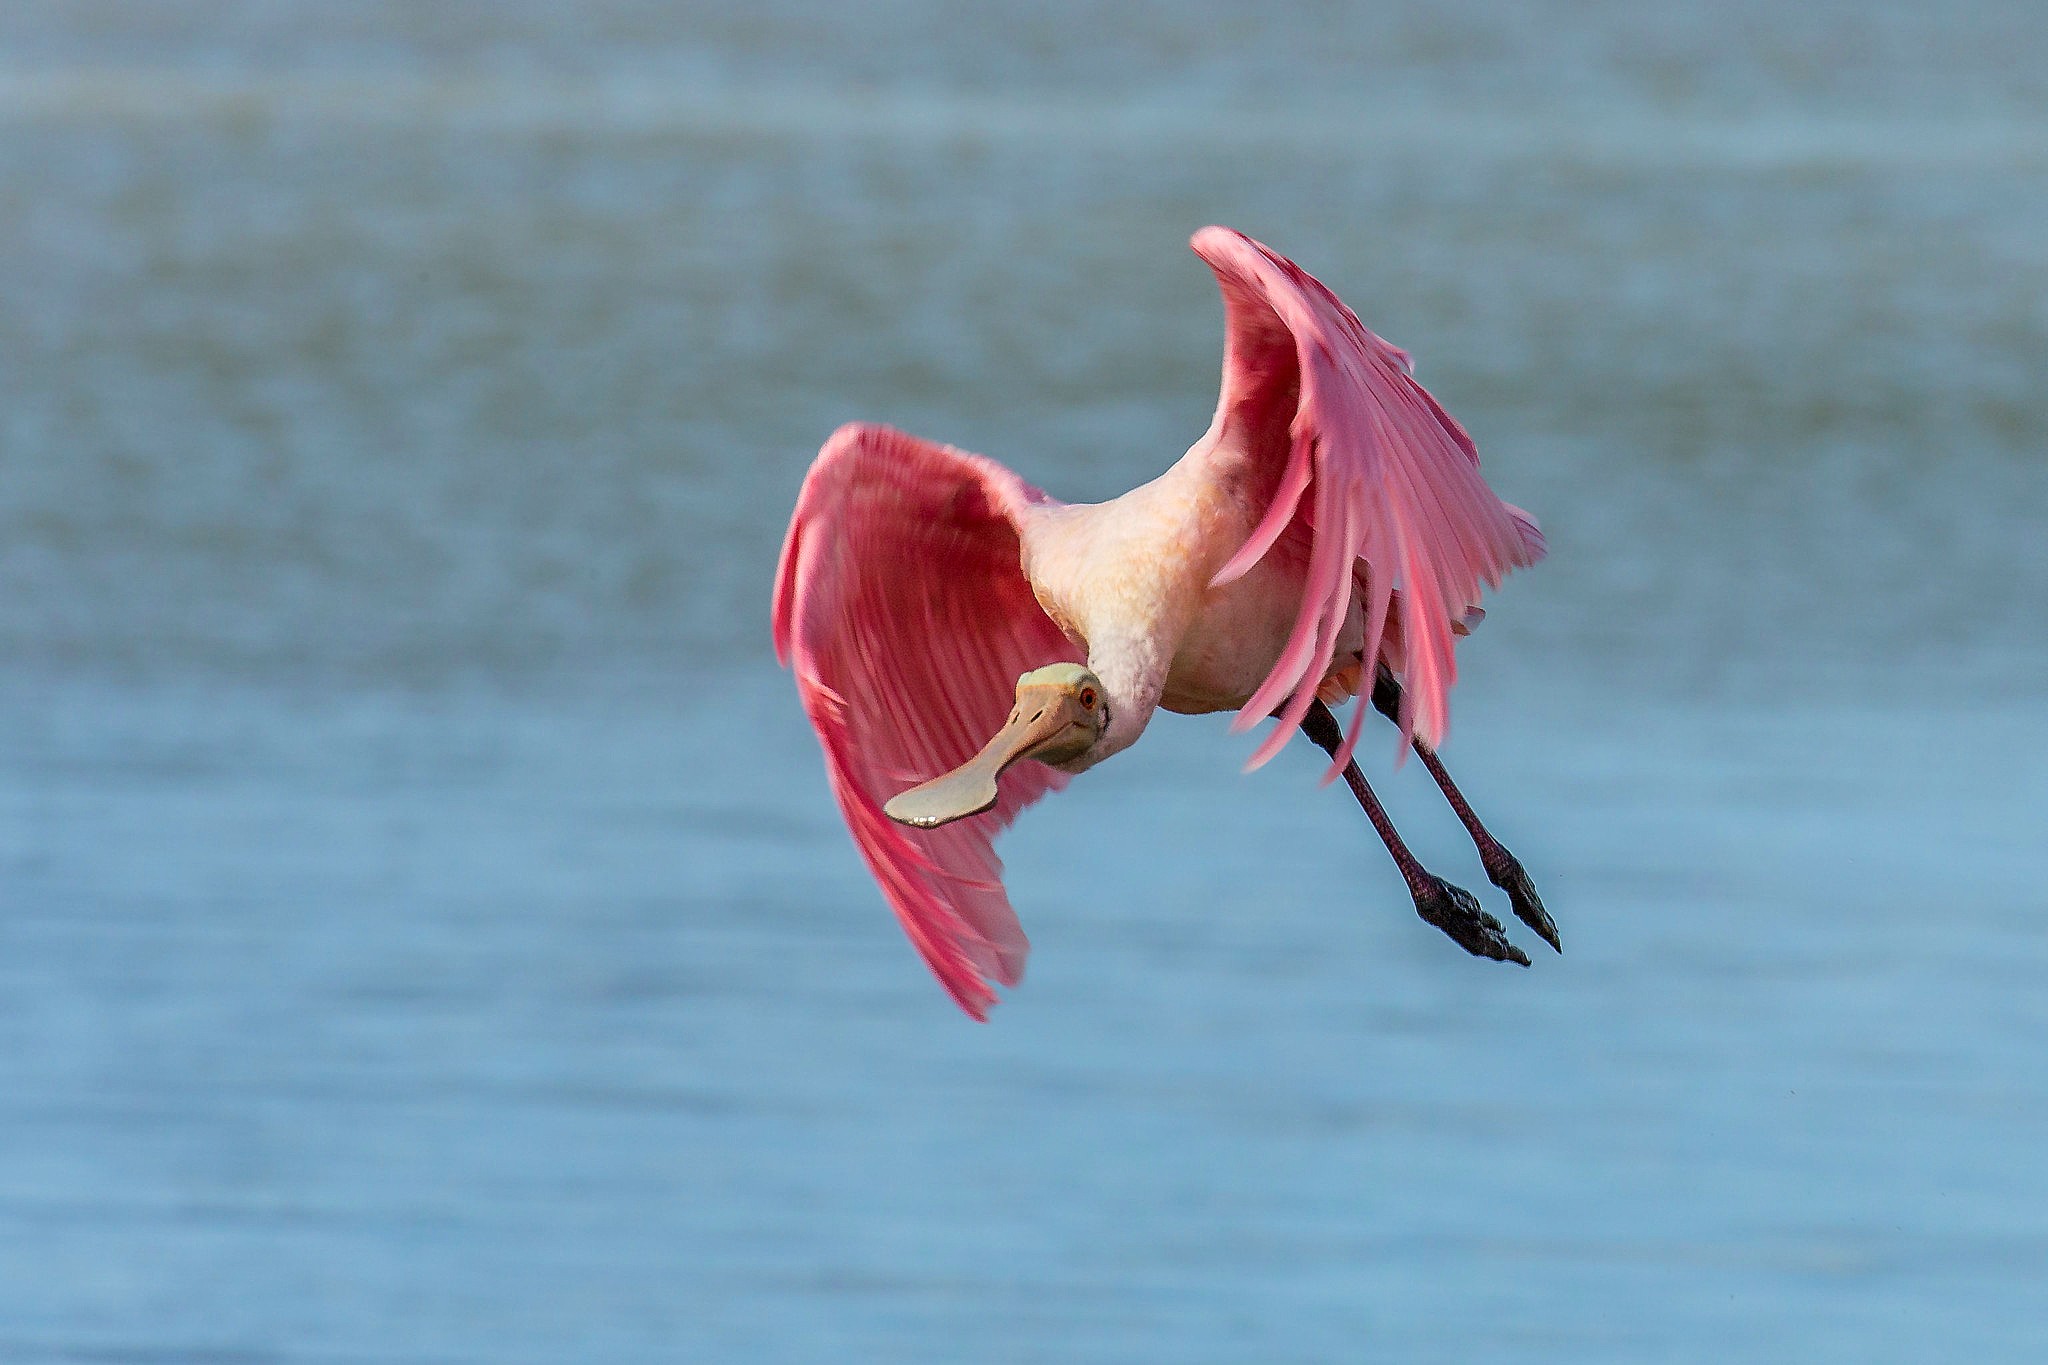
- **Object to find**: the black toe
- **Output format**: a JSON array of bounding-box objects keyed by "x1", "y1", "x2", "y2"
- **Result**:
[
  {"x1": 1413, "y1": 877, "x2": 1530, "y2": 966},
  {"x1": 1487, "y1": 854, "x2": 1560, "y2": 953}
]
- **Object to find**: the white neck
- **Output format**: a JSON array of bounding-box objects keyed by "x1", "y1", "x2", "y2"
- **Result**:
[{"x1": 1070, "y1": 631, "x2": 1170, "y2": 772}]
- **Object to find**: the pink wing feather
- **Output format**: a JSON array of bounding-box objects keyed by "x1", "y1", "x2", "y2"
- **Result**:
[
  {"x1": 1191, "y1": 227, "x2": 1546, "y2": 776},
  {"x1": 772, "y1": 423, "x2": 1082, "y2": 1019}
]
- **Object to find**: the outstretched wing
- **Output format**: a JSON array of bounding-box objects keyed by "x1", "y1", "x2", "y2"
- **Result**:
[
  {"x1": 1191, "y1": 226, "x2": 1546, "y2": 774},
  {"x1": 772, "y1": 423, "x2": 1082, "y2": 1019}
]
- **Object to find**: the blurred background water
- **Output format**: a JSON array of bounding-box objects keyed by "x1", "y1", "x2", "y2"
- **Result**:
[{"x1": 2, "y1": 3, "x2": 2046, "y2": 1361}]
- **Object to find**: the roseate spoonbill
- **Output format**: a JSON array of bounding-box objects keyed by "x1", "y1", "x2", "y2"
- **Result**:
[{"x1": 773, "y1": 227, "x2": 1553, "y2": 1019}]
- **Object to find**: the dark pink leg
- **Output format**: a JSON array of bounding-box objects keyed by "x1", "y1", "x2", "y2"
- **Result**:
[
  {"x1": 1371, "y1": 669, "x2": 1560, "y2": 953},
  {"x1": 1301, "y1": 700, "x2": 1529, "y2": 967}
]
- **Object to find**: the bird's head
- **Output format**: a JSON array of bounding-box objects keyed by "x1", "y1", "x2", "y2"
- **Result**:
[{"x1": 883, "y1": 663, "x2": 1109, "y2": 829}]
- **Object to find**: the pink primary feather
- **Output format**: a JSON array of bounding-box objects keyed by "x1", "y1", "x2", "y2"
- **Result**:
[
  {"x1": 772, "y1": 423, "x2": 1082, "y2": 1019},
  {"x1": 1191, "y1": 227, "x2": 1546, "y2": 775}
]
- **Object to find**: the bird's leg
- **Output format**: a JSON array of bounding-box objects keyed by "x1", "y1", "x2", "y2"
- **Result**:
[
  {"x1": 1370, "y1": 669, "x2": 1560, "y2": 953},
  {"x1": 1300, "y1": 700, "x2": 1529, "y2": 967}
]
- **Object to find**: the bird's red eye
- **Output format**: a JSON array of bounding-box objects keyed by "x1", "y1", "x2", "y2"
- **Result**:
[{"x1": 1079, "y1": 687, "x2": 1097, "y2": 709}]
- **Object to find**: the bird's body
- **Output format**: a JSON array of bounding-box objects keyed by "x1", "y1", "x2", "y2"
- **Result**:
[
  {"x1": 775, "y1": 227, "x2": 1548, "y2": 1017},
  {"x1": 1028, "y1": 455, "x2": 1268, "y2": 730},
  {"x1": 1017, "y1": 446, "x2": 1353, "y2": 737}
]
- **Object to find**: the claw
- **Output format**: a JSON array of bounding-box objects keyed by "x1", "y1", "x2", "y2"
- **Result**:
[
  {"x1": 1486, "y1": 853, "x2": 1560, "y2": 953},
  {"x1": 1413, "y1": 876, "x2": 1530, "y2": 966}
]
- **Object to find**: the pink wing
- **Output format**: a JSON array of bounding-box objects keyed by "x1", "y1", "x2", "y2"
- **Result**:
[
  {"x1": 772, "y1": 423, "x2": 1082, "y2": 1019},
  {"x1": 1191, "y1": 226, "x2": 1546, "y2": 775}
]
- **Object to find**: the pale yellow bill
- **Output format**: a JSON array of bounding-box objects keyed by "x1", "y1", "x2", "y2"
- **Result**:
[{"x1": 884, "y1": 685, "x2": 1095, "y2": 829}]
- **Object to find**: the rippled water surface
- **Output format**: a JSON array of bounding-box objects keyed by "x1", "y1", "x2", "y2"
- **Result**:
[{"x1": 2, "y1": 4, "x2": 2046, "y2": 1361}]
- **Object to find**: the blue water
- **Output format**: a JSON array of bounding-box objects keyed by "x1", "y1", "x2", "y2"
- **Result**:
[{"x1": 2, "y1": 4, "x2": 2046, "y2": 1361}]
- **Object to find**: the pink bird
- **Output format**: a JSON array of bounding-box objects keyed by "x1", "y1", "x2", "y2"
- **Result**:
[{"x1": 773, "y1": 227, "x2": 1553, "y2": 1019}]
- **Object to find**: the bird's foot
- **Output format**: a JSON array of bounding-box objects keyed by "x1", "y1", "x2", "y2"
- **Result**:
[
  {"x1": 1484, "y1": 852, "x2": 1560, "y2": 954},
  {"x1": 1413, "y1": 876, "x2": 1530, "y2": 966}
]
